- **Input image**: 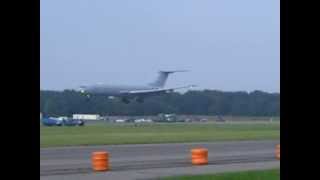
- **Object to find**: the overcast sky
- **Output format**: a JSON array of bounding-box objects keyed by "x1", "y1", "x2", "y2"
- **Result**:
[{"x1": 40, "y1": 0, "x2": 279, "y2": 93}]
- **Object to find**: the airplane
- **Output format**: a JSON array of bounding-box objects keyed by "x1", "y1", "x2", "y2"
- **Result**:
[{"x1": 76, "y1": 70, "x2": 196, "y2": 104}]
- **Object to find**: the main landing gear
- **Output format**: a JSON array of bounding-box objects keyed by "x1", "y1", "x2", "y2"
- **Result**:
[
  {"x1": 121, "y1": 98, "x2": 130, "y2": 104},
  {"x1": 136, "y1": 97, "x2": 144, "y2": 103}
]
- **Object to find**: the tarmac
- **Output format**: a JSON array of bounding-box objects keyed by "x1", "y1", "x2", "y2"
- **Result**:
[{"x1": 40, "y1": 140, "x2": 280, "y2": 180}]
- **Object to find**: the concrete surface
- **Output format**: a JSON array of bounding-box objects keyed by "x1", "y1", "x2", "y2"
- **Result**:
[{"x1": 40, "y1": 140, "x2": 280, "y2": 179}]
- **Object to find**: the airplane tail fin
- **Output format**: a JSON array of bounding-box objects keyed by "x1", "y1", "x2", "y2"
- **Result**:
[{"x1": 148, "y1": 70, "x2": 188, "y2": 88}]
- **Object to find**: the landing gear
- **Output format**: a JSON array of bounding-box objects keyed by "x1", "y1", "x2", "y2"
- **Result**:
[
  {"x1": 136, "y1": 97, "x2": 144, "y2": 103},
  {"x1": 121, "y1": 98, "x2": 130, "y2": 104},
  {"x1": 85, "y1": 94, "x2": 91, "y2": 102}
]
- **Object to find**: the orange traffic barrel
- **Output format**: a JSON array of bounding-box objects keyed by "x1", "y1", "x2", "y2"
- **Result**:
[
  {"x1": 92, "y1": 151, "x2": 109, "y2": 171},
  {"x1": 191, "y1": 148, "x2": 208, "y2": 165},
  {"x1": 275, "y1": 144, "x2": 280, "y2": 160}
]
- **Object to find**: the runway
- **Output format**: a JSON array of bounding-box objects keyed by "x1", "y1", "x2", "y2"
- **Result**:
[{"x1": 40, "y1": 140, "x2": 279, "y2": 179}]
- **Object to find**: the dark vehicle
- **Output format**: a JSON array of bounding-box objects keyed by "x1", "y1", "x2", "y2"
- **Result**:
[
  {"x1": 62, "y1": 119, "x2": 85, "y2": 126},
  {"x1": 42, "y1": 118, "x2": 63, "y2": 126}
]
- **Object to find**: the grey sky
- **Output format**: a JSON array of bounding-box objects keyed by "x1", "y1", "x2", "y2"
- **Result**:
[{"x1": 40, "y1": 0, "x2": 279, "y2": 93}]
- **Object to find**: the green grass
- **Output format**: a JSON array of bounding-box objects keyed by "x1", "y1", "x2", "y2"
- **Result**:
[
  {"x1": 40, "y1": 122, "x2": 279, "y2": 148},
  {"x1": 162, "y1": 169, "x2": 280, "y2": 180}
]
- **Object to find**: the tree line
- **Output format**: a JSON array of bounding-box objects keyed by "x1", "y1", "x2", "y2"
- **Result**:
[{"x1": 40, "y1": 90, "x2": 280, "y2": 117}]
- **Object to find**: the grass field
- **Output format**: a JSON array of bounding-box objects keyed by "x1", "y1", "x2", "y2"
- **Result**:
[
  {"x1": 40, "y1": 121, "x2": 279, "y2": 148},
  {"x1": 162, "y1": 169, "x2": 280, "y2": 180}
]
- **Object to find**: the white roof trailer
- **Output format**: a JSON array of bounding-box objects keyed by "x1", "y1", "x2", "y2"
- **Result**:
[{"x1": 73, "y1": 114, "x2": 100, "y2": 120}]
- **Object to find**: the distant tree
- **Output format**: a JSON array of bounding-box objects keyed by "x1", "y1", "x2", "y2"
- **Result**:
[{"x1": 40, "y1": 90, "x2": 280, "y2": 116}]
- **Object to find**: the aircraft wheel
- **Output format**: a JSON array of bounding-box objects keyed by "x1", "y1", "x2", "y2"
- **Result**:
[
  {"x1": 122, "y1": 98, "x2": 130, "y2": 104},
  {"x1": 85, "y1": 96, "x2": 90, "y2": 102},
  {"x1": 136, "y1": 97, "x2": 144, "y2": 103}
]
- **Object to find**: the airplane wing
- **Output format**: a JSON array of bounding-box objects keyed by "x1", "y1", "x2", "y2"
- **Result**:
[{"x1": 120, "y1": 85, "x2": 196, "y2": 96}]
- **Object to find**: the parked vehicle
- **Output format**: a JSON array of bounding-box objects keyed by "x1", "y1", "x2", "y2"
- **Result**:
[
  {"x1": 42, "y1": 117, "x2": 84, "y2": 126},
  {"x1": 42, "y1": 117, "x2": 63, "y2": 126},
  {"x1": 62, "y1": 119, "x2": 85, "y2": 126}
]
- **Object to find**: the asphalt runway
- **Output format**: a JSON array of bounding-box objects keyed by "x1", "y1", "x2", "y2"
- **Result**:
[{"x1": 40, "y1": 140, "x2": 280, "y2": 180}]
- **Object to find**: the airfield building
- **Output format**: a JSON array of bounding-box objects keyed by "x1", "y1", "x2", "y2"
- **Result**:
[
  {"x1": 134, "y1": 119, "x2": 153, "y2": 123},
  {"x1": 72, "y1": 114, "x2": 101, "y2": 120},
  {"x1": 115, "y1": 119, "x2": 126, "y2": 123}
]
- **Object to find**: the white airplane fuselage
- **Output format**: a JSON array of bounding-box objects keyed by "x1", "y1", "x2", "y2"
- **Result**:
[
  {"x1": 77, "y1": 70, "x2": 193, "y2": 103},
  {"x1": 80, "y1": 84, "x2": 156, "y2": 96}
]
